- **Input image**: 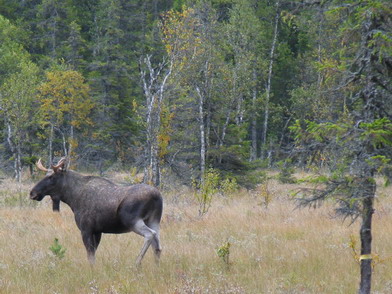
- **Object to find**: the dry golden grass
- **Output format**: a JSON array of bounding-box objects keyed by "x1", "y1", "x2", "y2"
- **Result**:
[{"x1": 0, "y1": 176, "x2": 391, "y2": 293}]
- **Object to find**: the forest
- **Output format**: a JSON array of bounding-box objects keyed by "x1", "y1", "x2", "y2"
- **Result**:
[
  {"x1": 0, "y1": 0, "x2": 390, "y2": 187},
  {"x1": 0, "y1": 1, "x2": 391, "y2": 293}
]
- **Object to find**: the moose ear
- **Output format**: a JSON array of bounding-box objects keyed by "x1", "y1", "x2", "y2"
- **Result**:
[{"x1": 52, "y1": 157, "x2": 67, "y2": 173}]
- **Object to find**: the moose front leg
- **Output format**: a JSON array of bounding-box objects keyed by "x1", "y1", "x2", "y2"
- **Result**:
[
  {"x1": 81, "y1": 231, "x2": 102, "y2": 264},
  {"x1": 52, "y1": 199, "x2": 60, "y2": 212},
  {"x1": 50, "y1": 195, "x2": 60, "y2": 212}
]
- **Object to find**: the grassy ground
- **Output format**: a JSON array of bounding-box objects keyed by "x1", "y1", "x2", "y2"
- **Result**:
[{"x1": 0, "y1": 174, "x2": 391, "y2": 294}]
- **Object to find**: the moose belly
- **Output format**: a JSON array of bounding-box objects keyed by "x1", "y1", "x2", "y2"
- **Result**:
[
  {"x1": 98, "y1": 218, "x2": 131, "y2": 234},
  {"x1": 102, "y1": 222, "x2": 131, "y2": 234},
  {"x1": 76, "y1": 211, "x2": 131, "y2": 234}
]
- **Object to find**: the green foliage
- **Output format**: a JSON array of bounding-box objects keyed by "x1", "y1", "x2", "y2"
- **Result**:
[
  {"x1": 194, "y1": 168, "x2": 220, "y2": 217},
  {"x1": 292, "y1": 116, "x2": 392, "y2": 175},
  {"x1": 236, "y1": 168, "x2": 267, "y2": 190},
  {"x1": 217, "y1": 241, "x2": 231, "y2": 266},
  {"x1": 158, "y1": 103, "x2": 174, "y2": 162},
  {"x1": 1, "y1": 61, "x2": 39, "y2": 126},
  {"x1": 0, "y1": 0, "x2": 389, "y2": 197},
  {"x1": 207, "y1": 146, "x2": 266, "y2": 189},
  {"x1": 37, "y1": 67, "x2": 93, "y2": 129},
  {"x1": 0, "y1": 15, "x2": 30, "y2": 83},
  {"x1": 173, "y1": 0, "x2": 186, "y2": 11},
  {"x1": 21, "y1": 156, "x2": 39, "y2": 167},
  {"x1": 220, "y1": 176, "x2": 239, "y2": 196},
  {"x1": 49, "y1": 238, "x2": 66, "y2": 259},
  {"x1": 348, "y1": 234, "x2": 390, "y2": 269},
  {"x1": 360, "y1": 118, "x2": 392, "y2": 148},
  {"x1": 277, "y1": 161, "x2": 296, "y2": 184},
  {"x1": 36, "y1": 66, "x2": 94, "y2": 159},
  {"x1": 383, "y1": 167, "x2": 392, "y2": 187},
  {"x1": 259, "y1": 181, "x2": 273, "y2": 209},
  {"x1": 297, "y1": 174, "x2": 329, "y2": 185}
]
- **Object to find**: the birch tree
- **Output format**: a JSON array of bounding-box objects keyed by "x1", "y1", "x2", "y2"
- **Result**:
[
  {"x1": 226, "y1": 0, "x2": 263, "y2": 162},
  {"x1": 161, "y1": 6, "x2": 212, "y2": 183},
  {"x1": 261, "y1": 0, "x2": 280, "y2": 160},
  {"x1": 0, "y1": 15, "x2": 39, "y2": 181},
  {"x1": 0, "y1": 61, "x2": 39, "y2": 181},
  {"x1": 37, "y1": 68, "x2": 93, "y2": 166},
  {"x1": 140, "y1": 55, "x2": 172, "y2": 186}
]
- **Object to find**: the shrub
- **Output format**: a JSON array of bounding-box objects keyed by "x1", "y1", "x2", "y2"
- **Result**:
[
  {"x1": 194, "y1": 168, "x2": 220, "y2": 217},
  {"x1": 277, "y1": 161, "x2": 296, "y2": 184},
  {"x1": 220, "y1": 177, "x2": 239, "y2": 196},
  {"x1": 217, "y1": 241, "x2": 231, "y2": 266},
  {"x1": 49, "y1": 238, "x2": 66, "y2": 259}
]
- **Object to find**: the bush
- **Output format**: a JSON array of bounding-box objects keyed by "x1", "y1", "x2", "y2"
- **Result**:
[
  {"x1": 194, "y1": 168, "x2": 220, "y2": 217},
  {"x1": 217, "y1": 241, "x2": 231, "y2": 266},
  {"x1": 49, "y1": 238, "x2": 66, "y2": 259},
  {"x1": 277, "y1": 161, "x2": 296, "y2": 184},
  {"x1": 220, "y1": 177, "x2": 239, "y2": 196}
]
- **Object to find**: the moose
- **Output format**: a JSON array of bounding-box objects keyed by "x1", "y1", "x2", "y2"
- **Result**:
[{"x1": 30, "y1": 158, "x2": 163, "y2": 266}]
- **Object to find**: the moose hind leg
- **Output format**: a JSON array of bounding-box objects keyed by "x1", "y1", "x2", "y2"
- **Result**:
[
  {"x1": 82, "y1": 231, "x2": 102, "y2": 264},
  {"x1": 133, "y1": 220, "x2": 157, "y2": 266},
  {"x1": 147, "y1": 221, "x2": 162, "y2": 263}
]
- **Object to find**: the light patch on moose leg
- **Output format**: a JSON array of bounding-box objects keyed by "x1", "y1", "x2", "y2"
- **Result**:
[
  {"x1": 133, "y1": 219, "x2": 157, "y2": 266},
  {"x1": 148, "y1": 221, "x2": 162, "y2": 264}
]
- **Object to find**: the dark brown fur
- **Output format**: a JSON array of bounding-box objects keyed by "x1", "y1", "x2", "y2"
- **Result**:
[{"x1": 30, "y1": 163, "x2": 163, "y2": 266}]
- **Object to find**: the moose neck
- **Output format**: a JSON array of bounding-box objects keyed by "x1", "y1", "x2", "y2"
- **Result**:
[{"x1": 57, "y1": 170, "x2": 86, "y2": 211}]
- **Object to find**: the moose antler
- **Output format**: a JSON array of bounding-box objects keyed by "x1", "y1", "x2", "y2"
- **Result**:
[
  {"x1": 52, "y1": 157, "x2": 67, "y2": 172},
  {"x1": 36, "y1": 158, "x2": 49, "y2": 172}
]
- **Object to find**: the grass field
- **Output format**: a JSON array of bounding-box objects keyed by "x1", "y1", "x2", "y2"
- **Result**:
[{"x1": 0, "y1": 173, "x2": 391, "y2": 293}]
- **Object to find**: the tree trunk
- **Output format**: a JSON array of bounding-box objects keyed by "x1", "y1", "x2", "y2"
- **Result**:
[
  {"x1": 140, "y1": 55, "x2": 172, "y2": 187},
  {"x1": 358, "y1": 177, "x2": 376, "y2": 294},
  {"x1": 196, "y1": 86, "x2": 206, "y2": 185},
  {"x1": 148, "y1": 95, "x2": 161, "y2": 187},
  {"x1": 151, "y1": 137, "x2": 160, "y2": 187},
  {"x1": 48, "y1": 123, "x2": 54, "y2": 165},
  {"x1": 6, "y1": 121, "x2": 22, "y2": 182},
  {"x1": 59, "y1": 128, "x2": 67, "y2": 158},
  {"x1": 68, "y1": 125, "x2": 74, "y2": 168},
  {"x1": 143, "y1": 141, "x2": 152, "y2": 185},
  {"x1": 250, "y1": 69, "x2": 258, "y2": 161},
  {"x1": 216, "y1": 99, "x2": 235, "y2": 165},
  {"x1": 278, "y1": 116, "x2": 292, "y2": 152},
  {"x1": 143, "y1": 93, "x2": 154, "y2": 185},
  {"x1": 15, "y1": 142, "x2": 22, "y2": 182},
  {"x1": 261, "y1": 0, "x2": 280, "y2": 159},
  {"x1": 143, "y1": 87, "x2": 155, "y2": 185}
]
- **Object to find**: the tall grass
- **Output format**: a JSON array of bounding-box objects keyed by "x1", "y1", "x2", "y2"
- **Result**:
[{"x1": 0, "y1": 176, "x2": 391, "y2": 293}]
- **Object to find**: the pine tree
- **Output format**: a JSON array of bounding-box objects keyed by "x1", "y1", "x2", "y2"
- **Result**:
[{"x1": 292, "y1": 2, "x2": 392, "y2": 293}]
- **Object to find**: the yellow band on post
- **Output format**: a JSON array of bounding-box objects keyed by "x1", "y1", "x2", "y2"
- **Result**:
[{"x1": 360, "y1": 254, "x2": 372, "y2": 260}]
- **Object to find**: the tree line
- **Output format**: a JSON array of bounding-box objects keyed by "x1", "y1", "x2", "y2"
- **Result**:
[
  {"x1": 0, "y1": 0, "x2": 390, "y2": 186},
  {"x1": 0, "y1": 0, "x2": 317, "y2": 184}
]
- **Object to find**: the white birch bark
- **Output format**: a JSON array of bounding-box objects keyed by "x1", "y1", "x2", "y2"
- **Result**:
[
  {"x1": 261, "y1": 0, "x2": 280, "y2": 159},
  {"x1": 6, "y1": 121, "x2": 22, "y2": 182},
  {"x1": 67, "y1": 125, "x2": 74, "y2": 169},
  {"x1": 196, "y1": 86, "x2": 206, "y2": 185},
  {"x1": 140, "y1": 55, "x2": 172, "y2": 186},
  {"x1": 250, "y1": 69, "x2": 258, "y2": 161},
  {"x1": 48, "y1": 123, "x2": 54, "y2": 166}
]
